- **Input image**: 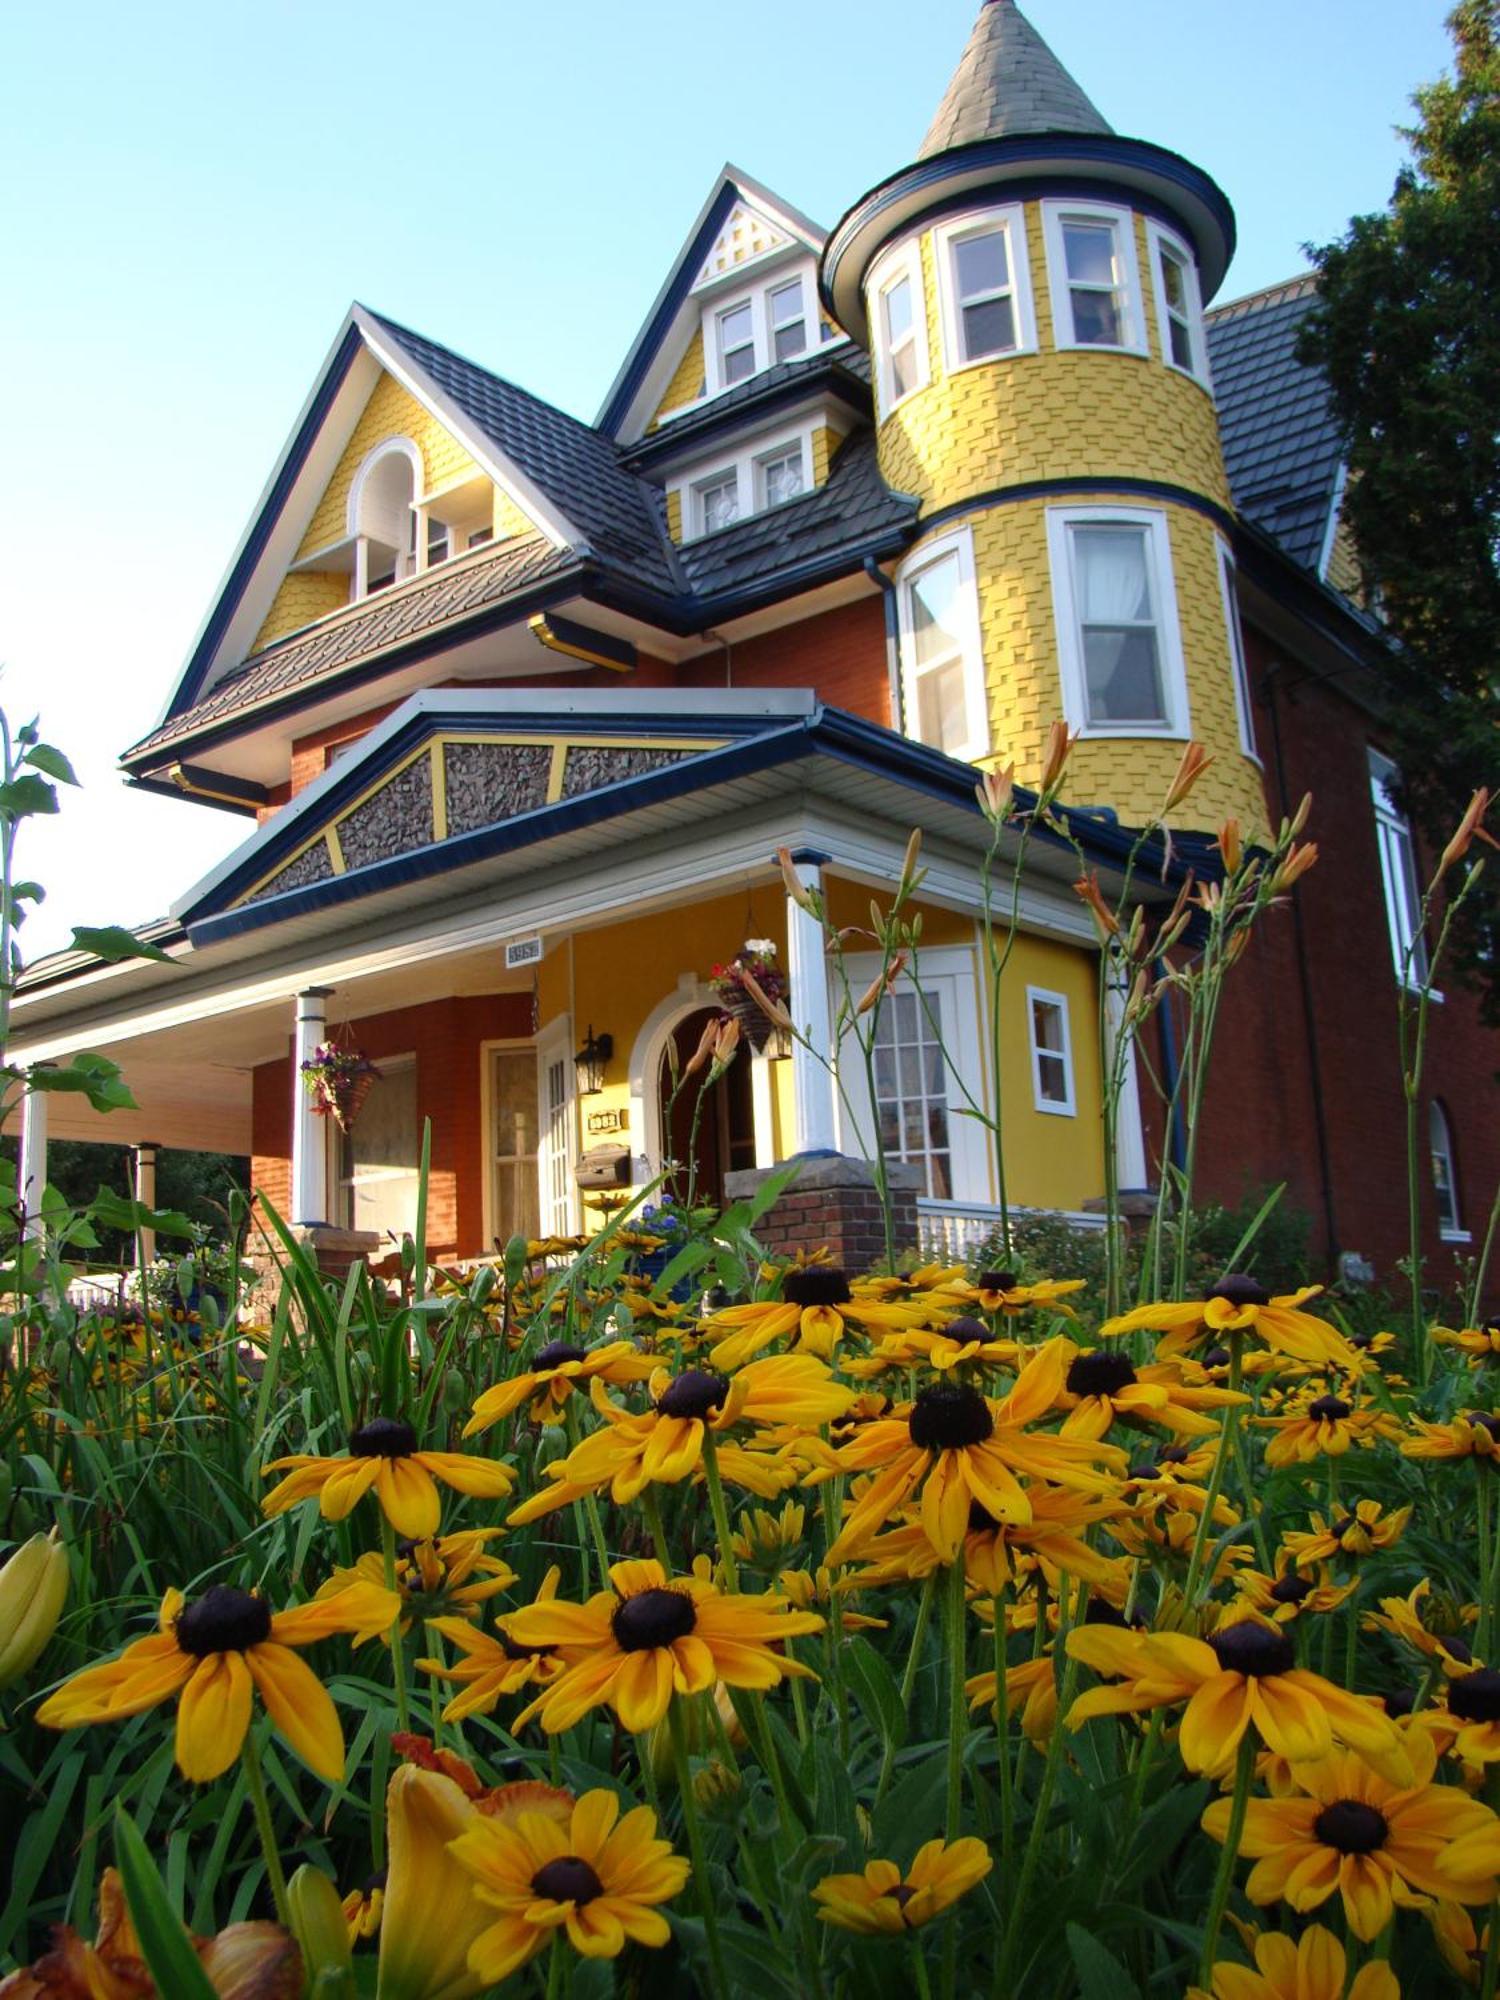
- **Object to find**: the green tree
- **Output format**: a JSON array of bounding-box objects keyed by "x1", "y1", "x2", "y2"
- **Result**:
[{"x1": 1300, "y1": 0, "x2": 1500, "y2": 1015}]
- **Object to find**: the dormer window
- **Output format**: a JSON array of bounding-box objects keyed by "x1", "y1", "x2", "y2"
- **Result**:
[
  {"x1": 700, "y1": 260, "x2": 821, "y2": 396},
  {"x1": 768, "y1": 278, "x2": 808, "y2": 362},
  {"x1": 716, "y1": 301, "x2": 757, "y2": 387},
  {"x1": 350, "y1": 439, "x2": 421, "y2": 598},
  {"x1": 696, "y1": 469, "x2": 741, "y2": 535},
  {"x1": 671, "y1": 424, "x2": 824, "y2": 541},
  {"x1": 1041, "y1": 201, "x2": 1147, "y2": 354},
  {"x1": 756, "y1": 443, "x2": 805, "y2": 509}
]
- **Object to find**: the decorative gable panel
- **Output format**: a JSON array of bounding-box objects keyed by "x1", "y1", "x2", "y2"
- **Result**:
[{"x1": 694, "y1": 202, "x2": 793, "y2": 288}]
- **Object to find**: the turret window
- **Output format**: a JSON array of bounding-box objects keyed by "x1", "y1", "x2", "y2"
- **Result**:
[
  {"x1": 1147, "y1": 222, "x2": 1209, "y2": 382},
  {"x1": 896, "y1": 528, "x2": 988, "y2": 762},
  {"x1": 1041, "y1": 202, "x2": 1146, "y2": 354},
  {"x1": 934, "y1": 206, "x2": 1036, "y2": 370},
  {"x1": 869, "y1": 241, "x2": 929, "y2": 414},
  {"x1": 1047, "y1": 506, "x2": 1189, "y2": 736}
]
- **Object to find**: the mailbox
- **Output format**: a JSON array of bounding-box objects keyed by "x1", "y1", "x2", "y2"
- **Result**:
[{"x1": 574, "y1": 1143, "x2": 632, "y2": 1190}]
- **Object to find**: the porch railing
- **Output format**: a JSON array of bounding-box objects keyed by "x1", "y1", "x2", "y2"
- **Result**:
[{"x1": 914, "y1": 1198, "x2": 1107, "y2": 1263}]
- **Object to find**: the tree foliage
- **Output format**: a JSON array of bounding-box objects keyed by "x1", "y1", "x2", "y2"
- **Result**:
[{"x1": 1300, "y1": 0, "x2": 1500, "y2": 1017}]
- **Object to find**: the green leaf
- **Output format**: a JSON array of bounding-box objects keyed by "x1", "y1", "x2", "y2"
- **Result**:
[
  {"x1": 89, "y1": 1188, "x2": 199, "y2": 1238},
  {"x1": 28, "y1": 1054, "x2": 138, "y2": 1112},
  {"x1": 69, "y1": 925, "x2": 174, "y2": 964},
  {"x1": 112, "y1": 1807, "x2": 219, "y2": 2000},
  {"x1": 0, "y1": 774, "x2": 59, "y2": 818},
  {"x1": 844, "y1": 1634, "x2": 906, "y2": 1752},
  {"x1": 24, "y1": 743, "x2": 79, "y2": 785},
  {"x1": 1066, "y1": 1921, "x2": 1141, "y2": 2000}
]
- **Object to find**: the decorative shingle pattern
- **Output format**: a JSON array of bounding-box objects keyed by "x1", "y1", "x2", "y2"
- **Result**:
[
  {"x1": 126, "y1": 535, "x2": 579, "y2": 760},
  {"x1": 443, "y1": 742, "x2": 552, "y2": 835},
  {"x1": 1206, "y1": 276, "x2": 1343, "y2": 573},
  {"x1": 369, "y1": 312, "x2": 681, "y2": 592},
  {"x1": 336, "y1": 754, "x2": 433, "y2": 871},
  {"x1": 560, "y1": 745, "x2": 698, "y2": 797},
  {"x1": 250, "y1": 838, "x2": 332, "y2": 903},
  {"x1": 918, "y1": 0, "x2": 1112, "y2": 158}
]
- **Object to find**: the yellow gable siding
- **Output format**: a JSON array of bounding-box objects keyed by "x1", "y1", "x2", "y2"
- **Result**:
[
  {"x1": 649, "y1": 330, "x2": 708, "y2": 430},
  {"x1": 297, "y1": 373, "x2": 485, "y2": 560},
  {"x1": 253, "y1": 573, "x2": 350, "y2": 652}
]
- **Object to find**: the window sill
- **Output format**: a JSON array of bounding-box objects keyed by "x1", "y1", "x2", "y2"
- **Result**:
[
  {"x1": 1032, "y1": 1100, "x2": 1077, "y2": 1119},
  {"x1": 943, "y1": 344, "x2": 1038, "y2": 379},
  {"x1": 1054, "y1": 338, "x2": 1150, "y2": 359},
  {"x1": 1073, "y1": 723, "x2": 1190, "y2": 742}
]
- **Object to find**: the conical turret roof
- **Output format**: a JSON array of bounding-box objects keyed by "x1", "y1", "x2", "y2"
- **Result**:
[{"x1": 919, "y1": 0, "x2": 1112, "y2": 157}]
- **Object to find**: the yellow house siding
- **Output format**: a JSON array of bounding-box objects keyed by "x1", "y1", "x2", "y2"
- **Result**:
[
  {"x1": 665, "y1": 489, "x2": 684, "y2": 542},
  {"x1": 997, "y1": 933, "x2": 1103, "y2": 1213},
  {"x1": 811, "y1": 425, "x2": 838, "y2": 487},
  {"x1": 492, "y1": 487, "x2": 533, "y2": 541},
  {"x1": 873, "y1": 203, "x2": 1232, "y2": 516},
  {"x1": 252, "y1": 572, "x2": 349, "y2": 653},
  {"x1": 296, "y1": 372, "x2": 488, "y2": 561},
  {"x1": 650, "y1": 330, "x2": 707, "y2": 430},
  {"x1": 1325, "y1": 505, "x2": 1363, "y2": 602}
]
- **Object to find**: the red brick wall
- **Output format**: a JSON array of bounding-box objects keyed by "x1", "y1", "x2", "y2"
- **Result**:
[
  {"x1": 1145, "y1": 621, "x2": 1500, "y2": 1293},
  {"x1": 250, "y1": 993, "x2": 534, "y2": 1256}
]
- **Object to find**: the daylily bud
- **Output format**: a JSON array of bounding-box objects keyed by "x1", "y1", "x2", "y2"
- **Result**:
[
  {"x1": 1162, "y1": 740, "x2": 1214, "y2": 815},
  {"x1": 738, "y1": 969, "x2": 793, "y2": 1030},
  {"x1": 1288, "y1": 792, "x2": 1312, "y2": 840},
  {"x1": 975, "y1": 763, "x2": 1016, "y2": 821},
  {"x1": 899, "y1": 827, "x2": 923, "y2": 891},
  {"x1": 1216, "y1": 819, "x2": 1242, "y2": 874},
  {"x1": 1039, "y1": 720, "x2": 1076, "y2": 797},
  {"x1": 777, "y1": 847, "x2": 816, "y2": 913},
  {"x1": 287, "y1": 1864, "x2": 354, "y2": 1994},
  {"x1": 1268, "y1": 842, "x2": 1318, "y2": 896},
  {"x1": 1072, "y1": 872, "x2": 1120, "y2": 939},
  {"x1": 856, "y1": 950, "x2": 908, "y2": 1016},
  {"x1": 0, "y1": 1528, "x2": 68, "y2": 1691},
  {"x1": 682, "y1": 1015, "x2": 721, "y2": 1080},
  {"x1": 1439, "y1": 787, "x2": 1494, "y2": 878},
  {"x1": 710, "y1": 1017, "x2": 742, "y2": 1071}
]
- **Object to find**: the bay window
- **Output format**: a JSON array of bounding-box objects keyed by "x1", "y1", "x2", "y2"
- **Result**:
[
  {"x1": 1042, "y1": 201, "x2": 1146, "y2": 353},
  {"x1": 1047, "y1": 505, "x2": 1189, "y2": 734},
  {"x1": 935, "y1": 206, "x2": 1035, "y2": 369}
]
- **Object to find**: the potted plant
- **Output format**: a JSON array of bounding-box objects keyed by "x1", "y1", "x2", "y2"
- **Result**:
[
  {"x1": 709, "y1": 938, "x2": 790, "y2": 1055},
  {"x1": 300, "y1": 1039, "x2": 381, "y2": 1133}
]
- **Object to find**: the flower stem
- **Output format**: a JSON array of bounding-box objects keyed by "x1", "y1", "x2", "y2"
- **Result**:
[
  {"x1": 992, "y1": 1647, "x2": 1078, "y2": 2000},
  {"x1": 642, "y1": 1486, "x2": 674, "y2": 1569},
  {"x1": 700, "y1": 1429, "x2": 738, "y2": 1588},
  {"x1": 876, "y1": 1568, "x2": 938, "y2": 1805},
  {"x1": 1199, "y1": 1731, "x2": 1256, "y2": 1983},
  {"x1": 909, "y1": 1936, "x2": 934, "y2": 2000},
  {"x1": 1477, "y1": 1469, "x2": 1497, "y2": 1662},
  {"x1": 668, "y1": 1700, "x2": 731, "y2": 2000},
  {"x1": 990, "y1": 1591, "x2": 1014, "y2": 1870},
  {"x1": 941, "y1": 1553, "x2": 968, "y2": 2000},
  {"x1": 1183, "y1": 1334, "x2": 1244, "y2": 1604},
  {"x1": 379, "y1": 1514, "x2": 411, "y2": 1733},
  {"x1": 544, "y1": 1932, "x2": 564, "y2": 2000},
  {"x1": 241, "y1": 1728, "x2": 291, "y2": 1928}
]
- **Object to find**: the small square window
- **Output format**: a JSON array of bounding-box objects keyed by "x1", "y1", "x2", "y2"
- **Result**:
[
  {"x1": 769, "y1": 278, "x2": 807, "y2": 363},
  {"x1": 1027, "y1": 990, "x2": 1076, "y2": 1115},
  {"x1": 696, "y1": 471, "x2": 740, "y2": 536},
  {"x1": 756, "y1": 445, "x2": 805, "y2": 510}
]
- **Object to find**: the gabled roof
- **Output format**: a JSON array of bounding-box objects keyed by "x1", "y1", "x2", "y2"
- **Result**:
[
  {"x1": 1207, "y1": 275, "x2": 1345, "y2": 575},
  {"x1": 918, "y1": 0, "x2": 1112, "y2": 158}
]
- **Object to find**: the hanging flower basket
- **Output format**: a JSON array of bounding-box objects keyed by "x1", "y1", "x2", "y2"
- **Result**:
[
  {"x1": 300, "y1": 1041, "x2": 381, "y2": 1134},
  {"x1": 709, "y1": 940, "x2": 788, "y2": 1056}
]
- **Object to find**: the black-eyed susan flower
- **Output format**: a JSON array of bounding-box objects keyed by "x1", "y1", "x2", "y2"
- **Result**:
[
  {"x1": 501, "y1": 1557, "x2": 824, "y2": 1734},
  {"x1": 1416, "y1": 1667, "x2": 1500, "y2": 1770},
  {"x1": 1431, "y1": 1897, "x2": 1493, "y2": 1987},
  {"x1": 464, "y1": 1339, "x2": 658, "y2": 1434},
  {"x1": 1102, "y1": 1274, "x2": 1357, "y2": 1371},
  {"x1": 705, "y1": 1266, "x2": 925, "y2": 1370},
  {"x1": 1281, "y1": 1499, "x2": 1413, "y2": 1567},
  {"x1": 1065, "y1": 1616, "x2": 1407, "y2": 1778},
  {"x1": 811, "y1": 1836, "x2": 992, "y2": 1934},
  {"x1": 966, "y1": 1647, "x2": 1060, "y2": 1744},
  {"x1": 1434, "y1": 1320, "x2": 1500, "y2": 1365},
  {"x1": 843, "y1": 1486, "x2": 1127, "y2": 1597},
  {"x1": 823, "y1": 1339, "x2": 1126, "y2": 1567},
  {"x1": 1186, "y1": 1924, "x2": 1396, "y2": 2000},
  {"x1": 1256, "y1": 1385, "x2": 1400, "y2": 1466},
  {"x1": 317, "y1": 1529, "x2": 515, "y2": 1632},
  {"x1": 1056, "y1": 1341, "x2": 1247, "y2": 1440},
  {"x1": 1200, "y1": 1733, "x2": 1500, "y2": 1939},
  {"x1": 1363, "y1": 1580, "x2": 1479, "y2": 1672},
  {"x1": 419, "y1": 1590, "x2": 565, "y2": 1723},
  {"x1": 730, "y1": 1499, "x2": 806, "y2": 1566},
  {"x1": 1235, "y1": 1550, "x2": 1356, "y2": 1624},
  {"x1": 961, "y1": 1269, "x2": 1087, "y2": 1317},
  {"x1": 36, "y1": 1578, "x2": 399, "y2": 1782},
  {"x1": 506, "y1": 1356, "x2": 849, "y2": 1523},
  {"x1": 447, "y1": 1787, "x2": 690, "y2": 1983},
  {"x1": 778, "y1": 1565, "x2": 887, "y2": 1632},
  {"x1": 1403, "y1": 1408, "x2": 1500, "y2": 1462},
  {"x1": 846, "y1": 1316, "x2": 1023, "y2": 1379},
  {"x1": 262, "y1": 1416, "x2": 516, "y2": 1539}
]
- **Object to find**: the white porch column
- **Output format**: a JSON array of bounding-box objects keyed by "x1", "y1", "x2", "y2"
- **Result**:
[
  {"x1": 750, "y1": 1051, "x2": 776, "y2": 1169},
  {"x1": 291, "y1": 988, "x2": 334, "y2": 1226},
  {"x1": 1105, "y1": 976, "x2": 1150, "y2": 1193},
  {"x1": 18, "y1": 1082, "x2": 48, "y2": 1240},
  {"x1": 785, "y1": 850, "x2": 838, "y2": 1154},
  {"x1": 133, "y1": 1141, "x2": 159, "y2": 1267}
]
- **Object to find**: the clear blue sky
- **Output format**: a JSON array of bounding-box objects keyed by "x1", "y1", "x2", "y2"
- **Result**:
[{"x1": 0, "y1": 0, "x2": 1456, "y2": 957}]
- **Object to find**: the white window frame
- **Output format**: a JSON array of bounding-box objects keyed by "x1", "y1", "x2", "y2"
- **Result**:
[
  {"x1": 934, "y1": 205, "x2": 1037, "y2": 374},
  {"x1": 670, "y1": 424, "x2": 817, "y2": 542},
  {"x1": 1369, "y1": 749, "x2": 1431, "y2": 989},
  {"x1": 1046, "y1": 504, "x2": 1191, "y2": 738},
  {"x1": 868, "y1": 238, "x2": 930, "y2": 416},
  {"x1": 1026, "y1": 986, "x2": 1077, "y2": 1117},
  {"x1": 752, "y1": 439, "x2": 808, "y2": 512},
  {"x1": 835, "y1": 947, "x2": 992, "y2": 1203},
  {"x1": 480, "y1": 1038, "x2": 543, "y2": 1250},
  {"x1": 1041, "y1": 200, "x2": 1147, "y2": 355},
  {"x1": 895, "y1": 526, "x2": 990, "y2": 763},
  {"x1": 700, "y1": 258, "x2": 820, "y2": 396},
  {"x1": 535, "y1": 1016, "x2": 578, "y2": 1238},
  {"x1": 1145, "y1": 220, "x2": 1210, "y2": 385},
  {"x1": 1215, "y1": 538, "x2": 1260, "y2": 762},
  {"x1": 1430, "y1": 1100, "x2": 1467, "y2": 1242}
]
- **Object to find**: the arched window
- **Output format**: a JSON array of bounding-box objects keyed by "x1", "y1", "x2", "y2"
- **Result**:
[
  {"x1": 1430, "y1": 1099, "x2": 1464, "y2": 1239},
  {"x1": 348, "y1": 438, "x2": 421, "y2": 598}
]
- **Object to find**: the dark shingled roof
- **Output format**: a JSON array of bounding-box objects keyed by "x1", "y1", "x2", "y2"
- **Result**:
[
  {"x1": 675, "y1": 433, "x2": 918, "y2": 598},
  {"x1": 1207, "y1": 275, "x2": 1344, "y2": 573},
  {"x1": 126, "y1": 535, "x2": 581, "y2": 759},
  {"x1": 919, "y1": 0, "x2": 1112, "y2": 158},
  {"x1": 368, "y1": 310, "x2": 681, "y2": 593}
]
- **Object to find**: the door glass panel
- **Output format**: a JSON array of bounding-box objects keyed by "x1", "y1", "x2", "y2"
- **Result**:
[
  {"x1": 493, "y1": 1048, "x2": 540, "y2": 1246},
  {"x1": 340, "y1": 1059, "x2": 419, "y2": 1242}
]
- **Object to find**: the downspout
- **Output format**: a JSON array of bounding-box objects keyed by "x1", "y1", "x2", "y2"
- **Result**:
[
  {"x1": 863, "y1": 557, "x2": 904, "y2": 733},
  {"x1": 1263, "y1": 658, "x2": 1341, "y2": 1271}
]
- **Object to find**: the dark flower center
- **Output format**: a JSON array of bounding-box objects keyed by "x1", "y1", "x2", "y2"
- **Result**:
[
  {"x1": 909, "y1": 1383, "x2": 994, "y2": 1452},
  {"x1": 1159, "y1": 1445, "x2": 1193, "y2": 1465},
  {"x1": 612, "y1": 1587, "x2": 698, "y2": 1651},
  {"x1": 1383, "y1": 1687, "x2": 1417, "y2": 1718},
  {"x1": 1441, "y1": 1635, "x2": 1474, "y2": 1665},
  {"x1": 1065, "y1": 1349, "x2": 1137, "y2": 1399},
  {"x1": 1307, "y1": 1396, "x2": 1352, "y2": 1421},
  {"x1": 1208, "y1": 1273, "x2": 1271, "y2": 1309},
  {"x1": 1449, "y1": 1669, "x2": 1500, "y2": 1722},
  {"x1": 176, "y1": 1585, "x2": 272, "y2": 1657},
  {"x1": 967, "y1": 1499, "x2": 1002, "y2": 1533},
  {"x1": 533, "y1": 1341, "x2": 588, "y2": 1371},
  {"x1": 889, "y1": 1883, "x2": 918, "y2": 1921},
  {"x1": 782, "y1": 1267, "x2": 852, "y2": 1307},
  {"x1": 942, "y1": 1316, "x2": 990, "y2": 1346},
  {"x1": 1210, "y1": 1622, "x2": 1295, "y2": 1678},
  {"x1": 499, "y1": 1631, "x2": 550, "y2": 1661},
  {"x1": 1202, "y1": 1347, "x2": 1230, "y2": 1369},
  {"x1": 978, "y1": 1271, "x2": 1018, "y2": 1295},
  {"x1": 531, "y1": 1856, "x2": 604, "y2": 1905},
  {"x1": 1312, "y1": 1799, "x2": 1388, "y2": 1855},
  {"x1": 1466, "y1": 1411, "x2": 1500, "y2": 1442},
  {"x1": 656, "y1": 1370, "x2": 730, "y2": 1420},
  {"x1": 1269, "y1": 1573, "x2": 1316, "y2": 1605},
  {"x1": 1084, "y1": 1601, "x2": 1129, "y2": 1628},
  {"x1": 350, "y1": 1416, "x2": 418, "y2": 1458},
  {"x1": 1348, "y1": 1329, "x2": 1374, "y2": 1350}
]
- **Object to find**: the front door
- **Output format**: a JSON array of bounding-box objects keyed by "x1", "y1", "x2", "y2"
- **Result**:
[
  {"x1": 339, "y1": 1054, "x2": 420, "y2": 1243},
  {"x1": 658, "y1": 1007, "x2": 756, "y2": 1210},
  {"x1": 490, "y1": 1045, "x2": 541, "y2": 1248}
]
